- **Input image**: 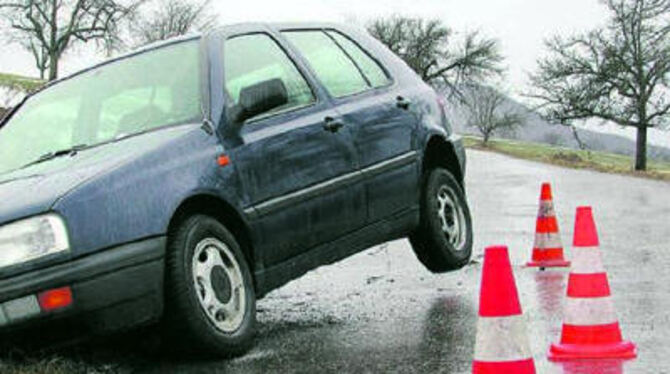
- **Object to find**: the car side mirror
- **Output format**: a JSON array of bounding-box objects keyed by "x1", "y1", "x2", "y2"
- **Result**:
[{"x1": 229, "y1": 78, "x2": 289, "y2": 128}]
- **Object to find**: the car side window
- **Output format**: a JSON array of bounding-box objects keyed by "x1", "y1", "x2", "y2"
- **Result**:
[
  {"x1": 326, "y1": 30, "x2": 392, "y2": 89},
  {"x1": 282, "y1": 30, "x2": 370, "y2": 98},
  {"x1": 224, "y1": 33, "x2": 315, "y2": 119}
]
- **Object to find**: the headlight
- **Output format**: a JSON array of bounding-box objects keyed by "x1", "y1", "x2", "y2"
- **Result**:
[{"x1": 0, "y1": 214, "x2": 69, "y2": 268}]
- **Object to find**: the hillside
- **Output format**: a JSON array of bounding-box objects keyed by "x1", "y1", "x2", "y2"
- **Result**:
[
  {"x1": 463, "y1": 136, "x2": 670, "y2": 181},
  {"x1": 445, "y1": 90, "x2": 670, "y2": 162}
]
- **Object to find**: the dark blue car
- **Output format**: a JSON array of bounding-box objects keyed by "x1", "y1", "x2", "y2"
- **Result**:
[{"x1": 0, "y1": 23, "x2": 472, "y2": 356}]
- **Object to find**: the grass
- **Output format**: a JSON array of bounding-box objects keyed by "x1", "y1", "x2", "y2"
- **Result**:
[
  {"x1": 0, "y1": 73, "x2": 44, "y2": 92},
  {"x1": 463, "y1": 135, "x2": 670, "y2": 181}
]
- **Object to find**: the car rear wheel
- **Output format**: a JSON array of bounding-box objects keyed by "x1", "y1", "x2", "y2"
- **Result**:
[
  {"x1": 164, "y1": 215, "x2": 255, "y2": 357},
  {"x1": 409, "y1": 168, "x2": 473, "y2": 272}
]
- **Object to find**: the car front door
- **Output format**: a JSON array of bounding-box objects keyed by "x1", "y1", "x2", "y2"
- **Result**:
[
  {"x1": 281, "y1": 29, "x2": 420, "y2": 224},
  {"x1": 219, "y1": 31, "x2": 365, "y2": 267}
]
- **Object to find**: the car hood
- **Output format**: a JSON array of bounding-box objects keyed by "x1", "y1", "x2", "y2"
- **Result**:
[{"x1": 0, "y1": 125, "x2": 199, "y2": 224}]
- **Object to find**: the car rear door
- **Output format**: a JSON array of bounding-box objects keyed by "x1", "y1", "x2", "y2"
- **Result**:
[
  {"x1": 219, "y1": 30, "x2": 365, "y2": 267},
  {"x1": 281, "y1": 29, "x2": 420, "y2": 224}
]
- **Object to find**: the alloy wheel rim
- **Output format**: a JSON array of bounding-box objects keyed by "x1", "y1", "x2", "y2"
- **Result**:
[
  {"x1": 192, "y1": 238, "x2": 246, "y2": 333},
  {"x1": 436, "y1": 185, "x2": 467, "y2": 250}
]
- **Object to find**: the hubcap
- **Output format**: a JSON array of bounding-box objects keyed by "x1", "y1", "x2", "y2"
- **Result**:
[
  {"x1": 192, "y1": 238, "x2": 246, "y2": 333},
  {"x1": 436, "y1": 185, "x2": 467, "y2": 250}
]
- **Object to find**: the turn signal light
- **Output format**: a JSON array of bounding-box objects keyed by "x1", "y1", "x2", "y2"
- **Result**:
[
  {"x1": 38, "y1": 287, "x2": 73, "y2": 312},
  {"x1": 217, "y1": 155, "x2": 231, "y2": 167}
]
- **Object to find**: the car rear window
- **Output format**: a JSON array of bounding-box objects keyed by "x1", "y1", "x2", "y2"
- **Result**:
[
  {"x1": 282, "y1": 30, "x2": 371, "y2": 98},
  {"x1": 326, "y1": 30, "x2": 391, "y2": 89}
]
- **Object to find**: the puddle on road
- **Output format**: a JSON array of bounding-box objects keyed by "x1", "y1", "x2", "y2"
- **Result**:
[
  {"x1": 553, "y1": 359, "x2": 626, "y2": 374},
  {"x1": 417, "y1": 295, "x2": 476, "y2": 373},
  {"x1": 533, "y1": 270, "x2": 567, "y2": 316}
]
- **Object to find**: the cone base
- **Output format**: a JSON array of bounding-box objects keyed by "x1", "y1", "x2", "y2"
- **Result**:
[
  {"x1": 548, "y1": 341, "x2": 636, "y2": 360},
  {"x1": 473, "y1": 358, "x2": 536, "y2": 373},
  {"x1": 526, "y1": 260, "x2": 571, "y2": 268}
]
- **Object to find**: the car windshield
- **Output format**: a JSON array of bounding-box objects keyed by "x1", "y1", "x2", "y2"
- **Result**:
[{"x1": 0, "y1": 40, "x2": 202, "y2": 175}]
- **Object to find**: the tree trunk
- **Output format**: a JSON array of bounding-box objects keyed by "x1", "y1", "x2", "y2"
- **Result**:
[
  {"x1": 48, "y1": 0, "x2": 58, "y2": 81},
  {"x1": 634, "y1": 125, "x2": 647, "y2": 171},
  {"x1": 48, "y1": 54, "x2": 58, "y2": 81}
]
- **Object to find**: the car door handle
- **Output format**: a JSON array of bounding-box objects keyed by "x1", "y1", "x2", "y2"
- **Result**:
[
  {"x1": 396, "y1": 96, "x2": 412, "y2": 110},
  {"x1": 323, "y1": 117, "x2": 345, "y2": 133}
]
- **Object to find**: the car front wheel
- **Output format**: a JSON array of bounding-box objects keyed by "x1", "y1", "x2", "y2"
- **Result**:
[
  {"x1": 164, "y1": 215, "x2": 256, "y2": 357},
  {"x1": 409, "y1": 168, "x2": 473, "y2": 272}
]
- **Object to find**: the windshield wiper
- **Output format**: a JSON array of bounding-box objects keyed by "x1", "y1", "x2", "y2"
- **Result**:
[{"x1": 21, "y1": 144, "x2": 89, "y2": 169}]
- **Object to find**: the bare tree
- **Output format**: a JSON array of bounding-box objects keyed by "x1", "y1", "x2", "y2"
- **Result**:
[
  {"x1": 529, "y1": 0, "x2": 670, "y2": 171},
  {"x1": 0, "y1": 0, "x2": 143, "y2": 81},
  {"x1": 132, "y1": 0, "x2": 215, "y2": 47},
  {"x1": 2, "y1": 18, "x2": 51, "y2": 79},
  {"x1": 367, "y1": 16, "x2": 503, "y2": 99},
  {"x1": 569, "y1": 125, "x2": 589, "y2": 150},
  {"x1": 25, "y1": 37, "x2": 50, "y2": 79},
  {"x1": 464, "y1": 85, "x2": 525, "y2": 144}
]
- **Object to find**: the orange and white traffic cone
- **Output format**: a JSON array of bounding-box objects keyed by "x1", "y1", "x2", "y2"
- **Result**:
[
  {"x1": 549, "y1": 206, "x2": 636, "y2": 360},
  {"x1": 473, "y1": 246, "x2": 536, "y2": 373},
  {"x1": 527, "y1": 182, "x2": 570, "y2": 268}
]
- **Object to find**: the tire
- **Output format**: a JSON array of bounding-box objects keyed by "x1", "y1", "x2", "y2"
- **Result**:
[
  {"x1": 409, "y1": 168, "x2": 473, "y2": 272},
  {"x1": 163, "y1": 215, "x2": 256, "y2": 357}
]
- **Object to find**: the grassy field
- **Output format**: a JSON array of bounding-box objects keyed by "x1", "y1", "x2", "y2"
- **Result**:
[
  {"x1": 0, "y1": 73, "x2": 44, "y2": 92},
  {"x1": 463, "y1": 135, "x2": 670, "y2": 181}
]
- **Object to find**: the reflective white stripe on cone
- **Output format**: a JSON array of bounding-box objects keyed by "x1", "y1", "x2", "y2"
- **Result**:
[
  {"x1": 564, "y1": 297, "x2": 618, "y2": 326},
  {"x1": 534, "y1": 232, "x2": 563, "y2": 249},
  {"x1": 570, "y1": 247, "x2": 606, "y2": 273}
]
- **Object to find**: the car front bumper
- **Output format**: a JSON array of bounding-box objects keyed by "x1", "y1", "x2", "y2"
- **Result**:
[{"x1": 0, "y1": 236, "x2": 165, "y2": 337}]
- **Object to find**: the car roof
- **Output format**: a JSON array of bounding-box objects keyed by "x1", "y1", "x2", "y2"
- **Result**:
[
  {"x1": 38, "y1": 22, "x2": 366, "y2": 92},
  {"x1": 207, "y1": 21, "x2": 356, "y2": 34}
]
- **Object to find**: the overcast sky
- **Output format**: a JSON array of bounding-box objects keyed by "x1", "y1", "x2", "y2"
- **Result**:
[
  {"x1": 216, "y1": 0, "x2": 610, "y2": 94},
  {"x1": 6, "y1": 0, "x2": 658, "y2": 144},
  {"x1": 1, "y1": 0, "x2": 608, "y2": 93}
]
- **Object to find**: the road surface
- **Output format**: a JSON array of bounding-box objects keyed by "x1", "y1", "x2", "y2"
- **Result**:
[{"x1": 9, "y1": 149, "x2": 670, "y2": 373}]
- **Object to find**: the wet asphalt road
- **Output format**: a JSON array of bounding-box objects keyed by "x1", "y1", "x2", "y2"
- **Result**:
[{"x1": 140, "y1": 149, "x2": 670, "y2": 373}]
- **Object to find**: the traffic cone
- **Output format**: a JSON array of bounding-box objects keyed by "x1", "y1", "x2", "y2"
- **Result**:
[
  {"x1": 549, "y1": 206, "x2": 636, "y2": 360},
  {"x1": 473, "y1": 246, "x2": 536, "y2": 373},
  {"x1": 527, "y1": 182, "x2": 571, "y2": 268}
]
